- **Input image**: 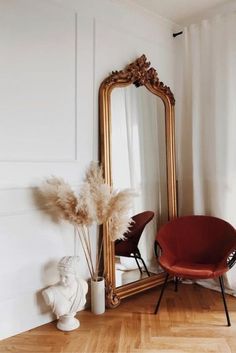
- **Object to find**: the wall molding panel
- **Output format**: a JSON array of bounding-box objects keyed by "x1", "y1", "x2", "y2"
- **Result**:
[{"x1": 0, "y1": 1, "x2": 77, "y2": 162}]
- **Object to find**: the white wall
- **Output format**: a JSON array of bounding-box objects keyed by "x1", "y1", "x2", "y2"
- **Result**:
[{"x1": 0, "y1": 0, "x2": 176, "y2": 339}]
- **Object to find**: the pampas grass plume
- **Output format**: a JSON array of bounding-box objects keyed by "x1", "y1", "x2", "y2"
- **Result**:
[{"x1": 39, "y1": 162, "x2": 135, "y2": 279}]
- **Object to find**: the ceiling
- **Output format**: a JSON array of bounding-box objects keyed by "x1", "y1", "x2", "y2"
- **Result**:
[{"x1": 123, "y1": 0, "x2": 234, "y2": 24}]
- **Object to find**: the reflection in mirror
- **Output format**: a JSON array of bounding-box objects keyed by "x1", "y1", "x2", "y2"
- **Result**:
[{"x1": 111, "y1": 85, "x2": 168, "y2": 287}]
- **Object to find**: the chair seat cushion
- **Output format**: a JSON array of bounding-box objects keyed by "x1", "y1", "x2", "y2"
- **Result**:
[{"x1": 159, "y1": 259, "x2": 227, "y2": 279}]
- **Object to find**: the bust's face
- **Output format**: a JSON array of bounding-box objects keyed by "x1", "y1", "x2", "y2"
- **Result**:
[{"x1": 59, "y1": 271, "x2": 75, "y2": 287}]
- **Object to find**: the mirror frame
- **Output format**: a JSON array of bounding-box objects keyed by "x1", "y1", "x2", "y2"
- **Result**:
[{"x1": 99, "y1": 54, "x2": 177, "y2": 308}]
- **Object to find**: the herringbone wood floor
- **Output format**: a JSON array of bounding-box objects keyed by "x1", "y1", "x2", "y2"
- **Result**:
[{"x1": 1, "y1": 283, "x2": 236, "y2": 353}]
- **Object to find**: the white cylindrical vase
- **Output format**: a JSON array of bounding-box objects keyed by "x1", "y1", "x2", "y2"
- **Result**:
[{"x1": 91, "y1": 277, "x2": 105, "y2": 315}]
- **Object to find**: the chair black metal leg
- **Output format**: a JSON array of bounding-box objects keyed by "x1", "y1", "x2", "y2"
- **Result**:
[
  {"x1": 134, "y1": 255, "x2": 143, "y2": 275},
  {"x1": 154, "y1": 273, "x2": 169, "y2": 314},
  {"x1": 154, "y1": 240, "x2": 158, "y2": 257},
  {"x1": 140, "y1": 257, "x2": 151, "y2": 277},
  {"x1": 219, "y1": 276, "x2": 231, "y2": 327},
  {"x1": 135, "y1": 248, "x2": 151, "y2": 276},
  {"x1": 175, "y1": 276, "x2": 178, "y2": 292}
]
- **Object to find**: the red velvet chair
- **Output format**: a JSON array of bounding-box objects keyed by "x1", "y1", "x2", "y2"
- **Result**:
[
  {"x1": 115, "y1": 211, "x2": 154, "y2": 276},
  {"x1": 154, "y1": 215, "x2": 236, "y2": 326}
]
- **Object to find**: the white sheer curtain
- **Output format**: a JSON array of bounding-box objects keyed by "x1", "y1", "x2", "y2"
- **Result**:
[
  {"x1": 177, "y1": 11, "x2": 236, "y2": 294},
  {"x1": 111, "y1": 85, "x2": 167, "y2": 271},
  {"x1": 124, "y1": 86, "x2": 166, "y2": 270}
]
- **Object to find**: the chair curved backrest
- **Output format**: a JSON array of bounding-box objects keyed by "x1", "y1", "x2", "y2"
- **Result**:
[
  {"x1": 157, "y1": 215, "x2": 236, "y2": 266},
  {"x1": 115, "y1": 211, "x2": 154, "y2": 257}
]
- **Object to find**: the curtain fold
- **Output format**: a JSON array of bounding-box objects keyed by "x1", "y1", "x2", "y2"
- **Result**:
[{"x1": 177, "y1": 12, "x2": 236, "y2": 294}]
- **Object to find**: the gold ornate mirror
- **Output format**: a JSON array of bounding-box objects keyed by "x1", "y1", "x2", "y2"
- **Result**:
[{"x1": 99, "y1": 55, "x2": 177, "y2": 307}]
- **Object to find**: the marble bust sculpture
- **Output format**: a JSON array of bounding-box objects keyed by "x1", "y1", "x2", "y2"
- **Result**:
[{"x1": 42, "y1": 256, "x2": 88, "y2": 331}]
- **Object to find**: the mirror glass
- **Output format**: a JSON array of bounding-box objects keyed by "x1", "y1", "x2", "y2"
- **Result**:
[{"x1": 111, "y1": 85, "x2": 168, "y2": 287}]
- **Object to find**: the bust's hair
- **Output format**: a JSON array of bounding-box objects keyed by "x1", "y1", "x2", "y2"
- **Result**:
[{"x1": 58, "y1": 256, "x2": 80, "y2": 276}]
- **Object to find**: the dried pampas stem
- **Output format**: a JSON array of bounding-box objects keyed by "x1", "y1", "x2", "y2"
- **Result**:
[
  {"x1": 76, "y1": 226, "x2": 93, "y2": 278},
  {"x1": 81, "y1": 225, "x2": 95, "y2": 276},
  {"x1": 95, "y1": 233, "x2": 103, "y2": 281},
  {"x1": 84, "y1": 225, "x2": 92, "y2": 265}
]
